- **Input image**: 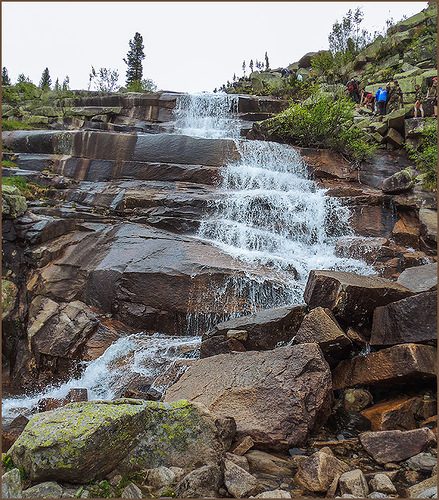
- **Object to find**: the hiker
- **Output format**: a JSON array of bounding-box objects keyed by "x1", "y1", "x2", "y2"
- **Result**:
[
  {"x1": 386, "y1": 80, "x2": 403, "y2": 113},
  {"x1": 413, "y1": 84, "x2": 425, "y2": 118},
  {"x1": 427, "y1": 77, "x2": 437, "y2": 117},
  {"x1": 363, "y1": 91, "x2": 374, "y2": 110},
  {"x1": 347, "y1": 79, "x2": 360, "y2": 103},
  {"x1": 376, "y1": 86, "x2": 388, "y2": 115},
  {"x1": 281, "y1": 68, "x2": 291, "y2": 78}
]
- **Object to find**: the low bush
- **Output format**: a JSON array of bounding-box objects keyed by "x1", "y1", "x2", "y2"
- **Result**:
[
  {"x1": 2, "y1": 176, "x2": 48, "y2": 199},
  {"x1": 264, "y1": 92, "x2": 376, "y2": 164},
  {"x1": 406, "y1": 122, "x2": 437, "y2": 190},
  {"x1": 2, "y1": 120, "x2": 37, "y2": 131}
]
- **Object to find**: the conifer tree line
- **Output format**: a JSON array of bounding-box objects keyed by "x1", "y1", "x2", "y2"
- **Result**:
[
  {"x1": 2, "y1": 31, "x2": 156, "y2": 93},
  {"x1": 238, "y1": 52, "x2": 270, "y2": 79}
]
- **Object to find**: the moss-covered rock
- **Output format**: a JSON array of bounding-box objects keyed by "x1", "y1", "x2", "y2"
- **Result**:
[
  {"x1": 1, "y1": 279, "x2": 18, "y2": 319},
  {"x1": 9, "y1": 400, "x2": 230, "y2": 484},
  {"x1": 2, "y1": 185, "x2": 28, "y2": 218}
]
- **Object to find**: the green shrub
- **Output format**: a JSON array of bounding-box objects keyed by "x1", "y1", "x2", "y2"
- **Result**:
[
  {"x1": 406, "y1": 122, "x2": 437, "y2": 190},
  {"x1": 265, "y1": 92, "x2": 376, "y2": 163},
  {"x1": 311, "y1": 51, "x2": 335, "y2": 75}
]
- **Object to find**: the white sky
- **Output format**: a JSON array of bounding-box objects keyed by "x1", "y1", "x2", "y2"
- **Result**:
[{"x1": 2, "y1": 1, "x2": 427, "y2": 93}]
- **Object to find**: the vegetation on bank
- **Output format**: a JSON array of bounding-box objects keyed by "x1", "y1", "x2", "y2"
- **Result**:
[
  {"x1": 406, "y1": 122, "x2": 438, "y2": 190},
  {"x1": 263, "y1": 93, "x2": 377, "y2": 163},
  {"x1": 2, "y1": 176, "x2": 48, "y2": 200}
]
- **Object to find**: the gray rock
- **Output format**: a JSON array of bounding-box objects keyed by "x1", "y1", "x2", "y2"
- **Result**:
[
  {"x1": 405, "y1": 453, "x2": 437, "y2": 472},
  {"x1": 2, "y1": 469, "x2": 22, "y2": 498},
  {"x1": 397, "y1": 263, "x2": 437, "y2": 293},
  {"x1": 224, "y1": 459, "x2": 262, "y2": 498},
  {"x1": 408, "y1": 476, "x2": 438, "y2": 498},
  {"x1": 22, "y1": 482, "x2": 63, "y2": 498},
  {"x1": 381, "y1": 169, "x2": 415, "y2": 194},
  {"x1": 175, "y1": 464, "x2": 222, "y2": 498},
  {"x1": 368, "y1": 493, "x2": 388, "y2": 499},
  {"x1": 339, "y1": 469, "x2": 369, "y2": 497},
  {"x1": 369, "y1": 473, "x2": 397, "y2": 494},
  {"x1": 2, "y1": 185, "x2": 27, "y2": 218},
  {"x1": 255, "y1": 491, "x2": 291, "y2": 498},
  {"x1": 121, "y1": 483, "x2": 142, "y2": 499},
  {"x1": 145, "y1": 466, "x2": 178, "y2": 489}
]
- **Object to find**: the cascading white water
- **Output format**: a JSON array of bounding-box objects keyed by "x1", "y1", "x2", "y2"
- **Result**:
[
  {"x1": 2, "y1": 334, "x2": 200, "y2": 422},
  {"x1": 177, "y1": 92, "x2": 373, "y2": 307},
  {"x1": 174, "y1": 92, "x2": 240, "y2": 139}
]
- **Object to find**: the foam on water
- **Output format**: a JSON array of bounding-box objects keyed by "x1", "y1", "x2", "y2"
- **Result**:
[{"x1": 2, "y1": 333, "x2": 199, "y2": 422}]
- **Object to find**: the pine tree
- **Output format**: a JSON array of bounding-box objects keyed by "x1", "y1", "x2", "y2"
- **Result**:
[
  {"x1": 233, "y1": 73, "x2": 236, "y2": 82},
  {"x1": 17, "y1": 73, "x2": 31, "y2": 83},
  {"x1": 242, "y1": 60, "x2": 246, "y2": 76},
  {"x1": 62, "y1": 76, "x2": 70, "y2": 91},
  {"x1": 249, "y1": 59, "x2": 254, "y2": 73},
  {"x1": 265, "y1": 52, "x2": 270, "y2": 70},
  {"x1": 124, "y1": 32, "x2": 145, "y2": 88},
  {"x1": 54, "y1": 78, "x2": 61, "y2": 91},
  {"x1": 40, "y1": 67, "x2": 51, "y2": 90},
  {"x1": 2, "y1": 67, "x2": 11, "y2": 86}
]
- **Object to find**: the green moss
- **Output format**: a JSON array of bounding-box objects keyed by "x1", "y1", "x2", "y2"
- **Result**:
[
  {"x1": 2, "y1": 176, "x2": 48, "y2": 200},
  {"x1": 1, "y1": 280, "x2": 18, "y2": 318},
  {"x1": 2, "y1": 119, "x2": 38, "y2": 131}
]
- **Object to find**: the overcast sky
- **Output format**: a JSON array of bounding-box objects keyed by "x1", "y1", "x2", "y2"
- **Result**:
[{"x1": 2, "y1": 2, "x2": 426, "y2": 92}]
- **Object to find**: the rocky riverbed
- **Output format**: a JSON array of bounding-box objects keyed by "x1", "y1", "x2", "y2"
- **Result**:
[{"x1": 2, "y1": 92, "x2": 437, "y2": 499}]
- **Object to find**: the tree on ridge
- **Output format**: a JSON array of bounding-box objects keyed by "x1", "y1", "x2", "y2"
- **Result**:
[
  {"x1": 124, "y1": 32, "x2": 145, "y2": 90},
  {"x1": 2, "y1": 67, "x2": 11, "y2": 86},
  {"x1": 40, "y1": 67, "x2": 51, "y2": 90}
]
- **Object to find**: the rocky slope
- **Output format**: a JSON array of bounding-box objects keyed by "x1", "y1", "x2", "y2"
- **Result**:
[{"x1": 1, "y1": 87, "x2": 437, "y2": 498}]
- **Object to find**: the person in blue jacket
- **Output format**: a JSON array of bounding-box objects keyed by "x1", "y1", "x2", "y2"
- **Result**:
[{"x1": 376, "y1": 87, "x2": 388, "y2": 115}]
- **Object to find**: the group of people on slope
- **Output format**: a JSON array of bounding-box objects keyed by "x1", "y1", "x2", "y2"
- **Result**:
[{"x1": 346, "y1": 76, "x2": 438, "y2": 119}]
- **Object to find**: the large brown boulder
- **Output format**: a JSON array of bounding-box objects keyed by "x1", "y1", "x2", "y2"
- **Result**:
[
  {"x1": 370, "y1": 291, "x2": 437, "y2": 346},
  {"x1": 200, "y1": 305, "x2": 306, "y2": 358},
  {"x1": 332, "y1": 344, "x2": 436, "y2": 389},
  {"x1": 359, "y1": 428, "x2": 436, "y2": 464},
  {"x1": 292, "y1": 307, "x2": 351, "y2": 365},
  {"x1": 165, "y1": 344, "x2": 332, "y2": 450},
  {"x1": 303, "y1": 270, "x2": 412, "y2": 326}
]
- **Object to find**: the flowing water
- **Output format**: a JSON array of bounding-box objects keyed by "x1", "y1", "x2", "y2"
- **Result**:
[
  {"x1": 179, "y1": 92, "x2": 373, "y2": 307},
  {"x1": 3, "y1": 92, "x2": 373, "y2": 421},
  {"x1": 3, "y1": 334, "x2": 199, "y2": 422}
]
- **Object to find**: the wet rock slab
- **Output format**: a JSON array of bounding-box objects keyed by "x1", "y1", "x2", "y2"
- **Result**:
[
  {"x1": 200, "y1": 305, "x2": 306, "y2": 358},
  {"x1": 332, "y1": 343, "x2": 436, "y2": 389},
  {"x1": 304, "y1": 270, "x2": 412, "y2": 326},
  {"x1": 370, "y1": 291, "x2": 437, "y2": 346}
]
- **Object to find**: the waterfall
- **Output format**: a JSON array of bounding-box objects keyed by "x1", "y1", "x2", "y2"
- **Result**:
[
  {"x1": 2, "y1": 334, "x2": 200, "y2": 422},
  {"x1": 178, "y1": 92, "x2": 373, "y2": 309},
  {"x1": 174, "y1": 92, "x2": 240, "y2": 139},
  {"x1": 3, "y1": 92, "x2": 373, "y2": 421}
]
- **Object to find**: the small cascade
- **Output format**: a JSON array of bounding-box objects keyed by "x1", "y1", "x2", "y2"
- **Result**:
[
  {"x1": 2, "y1": 334, "x2": 200, "y2": 423},
  {"x1": 174, "y1": 92, "x2": 240, "y2": 139}
]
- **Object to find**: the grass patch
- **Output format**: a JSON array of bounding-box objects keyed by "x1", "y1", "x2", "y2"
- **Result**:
[{"x1": 2, "y1": 120, "x2": 37, "y2": 131}]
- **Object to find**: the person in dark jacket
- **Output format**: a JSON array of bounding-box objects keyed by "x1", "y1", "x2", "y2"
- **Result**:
[{"x1": 414, "y1": 84, "x2": 424, "y2": 118}]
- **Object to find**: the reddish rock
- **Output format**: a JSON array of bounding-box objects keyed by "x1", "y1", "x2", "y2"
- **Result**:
[
  {"x1": 370, "y1": 291, "x2": 437, "y2": 346},
  {"x1": 165, "y1": 344, "x2": 332, "y2": 450},
  {"x1": 332, "y1": 344, "x2": 436, "y2": 389},
  {"x1": 37, "y1": 397, "x2": 66, "y2": 412},
  {"x1": 304, "y1": 270, "x2": 412, "y2": 327},
  {"x1": 293, "y1": 307, "x2": 351, "y2": 364},
  {"x1": 2, "y1": 415, "x2": 29, "y2": 451},
  {"x1": 359, "y1": 428, "x2": 436, "y2": 464},
  {"x1": 392, "y1": 216, "x2": 420, "y2": 248},
  {"x1": 360, "y1": 396, "x2": 425, "y2": 431},
  {"x1": 232, "y1": 436, "x2": 254, "y2": 456}
]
